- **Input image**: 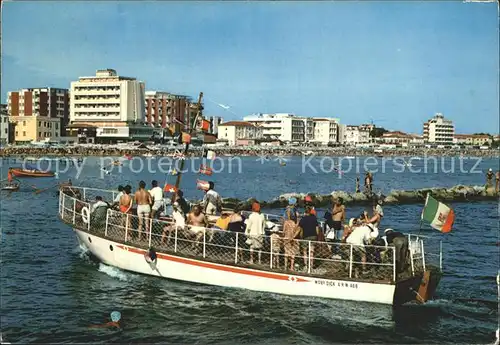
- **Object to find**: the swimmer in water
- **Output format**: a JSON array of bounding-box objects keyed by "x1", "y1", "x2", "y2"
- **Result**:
[{"x1": 89, "y1": 311, "x2": 121, "y2": 329}]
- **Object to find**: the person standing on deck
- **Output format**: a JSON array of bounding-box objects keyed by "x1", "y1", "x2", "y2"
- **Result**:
[
  {"x1": 297, "y1": 206, "x2": 320, "y2": 269},
  {"x1": 149, "y1": 180, "x2": 164, "y2": 219},
  {"x1": 486, "y1": 168, "x2": 494, "y2": 188},
  {"x1": 119, "y1": 185, "x2": 133, "y2": 233},
  {"x1": 135, "y1": 181, "x2": 152, "y2": 240},
  {"x1": 245, "y1": 202, "x2": 266, "y2": 265},
  {"x1": 113, "y1": 185, "x2": 124, "y2": 208},
  {"x1": 304, "y1": 195, "x2": 316, "y2": 216},
  {"x1": 175, "y1": 190, "x2": 191, "y2": 217},
  {"x1": 331, "y1": 197, "x2": 345, "y2": 242},
  {"x1": 283, "y1": 198, "x2": 300, "y2": 271},
  {"x1": 203, "y1": 182, "x2": 222, "y2": 215}
]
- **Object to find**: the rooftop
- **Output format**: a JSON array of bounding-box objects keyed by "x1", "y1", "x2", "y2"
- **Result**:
[{"x1": 219, "y1": 121, "x2": 257, "y2": 127}]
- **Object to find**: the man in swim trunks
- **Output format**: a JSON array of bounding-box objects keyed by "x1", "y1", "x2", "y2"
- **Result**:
[
  {"x1": 203, "y1": 182, "x2": 221, "y2": 215},
  {"x1": 149, "y1": 180, "x2": 164, "y2": 219},
  {"x1": 187, "y1": 205, "x2": 208, "y2": 248},
  {"x1": 135, "y1": 180, "x2": 152, "y2": 240},
  {"x1": 331, "y1": 197, "x2": 345, "y2": 241}
]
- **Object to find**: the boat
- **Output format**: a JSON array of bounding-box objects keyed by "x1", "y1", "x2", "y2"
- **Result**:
[
  {"x1": 10, "y1": 168, "x2": 55, "y2": 178},
  {"x1": 58, "y1": 186, "x2": 443, "y2": 306},
  {"x1": 1, "y1": 183, "x2": 19, "y2": 191}
]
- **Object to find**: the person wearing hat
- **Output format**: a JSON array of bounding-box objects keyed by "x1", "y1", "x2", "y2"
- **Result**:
[
  {"x1": 89, "y1": 311, "x2": 121, "y2": 329},
  {"x1": 383, "y1": 228, "x2": 408, "y2": 273},
  {"x1": 283, "y1": 197, "x2": 300, "y2": 270},
  {"x1": 245, "y1": 202, "x2": 266, "y2": 264},
  {"x1": 346, "y1": 220, "x2": 378, "y2": 277},
  {"x1": 304, "y1": 195, "x2": 317, "y2": 216},
  {"x1": 486, "y1": 168, "x2": 494, "y2": 189}
]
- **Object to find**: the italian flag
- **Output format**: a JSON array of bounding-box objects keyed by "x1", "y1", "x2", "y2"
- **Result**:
[{"x1": 421, "y1": 194, "x2": 455, "y2": 233}]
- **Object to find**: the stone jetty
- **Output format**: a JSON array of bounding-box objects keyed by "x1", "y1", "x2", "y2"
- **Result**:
[{"x1": 219, "y1": 185, "x2": 499, "y2": 211}]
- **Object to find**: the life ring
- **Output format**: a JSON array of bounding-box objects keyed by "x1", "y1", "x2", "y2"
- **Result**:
[{"x1": 81, "y1": 206, "x2": 90, "y2": 224}]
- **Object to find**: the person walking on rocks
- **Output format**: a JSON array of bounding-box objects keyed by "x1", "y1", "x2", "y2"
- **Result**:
[
  {"x1": 486, "y1": 168, "x2": 494, "y2": 189},
  {"x1": 355, "y1": 176, "x2": 361, "y2": 193},
  {"x1": 496, "y1": 170, "x2": 500, "y2": 193}
]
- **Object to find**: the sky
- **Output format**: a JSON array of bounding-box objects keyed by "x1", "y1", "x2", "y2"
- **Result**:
[{"x1": 1, "y1": 1, "x2": 498, "y2": 134}]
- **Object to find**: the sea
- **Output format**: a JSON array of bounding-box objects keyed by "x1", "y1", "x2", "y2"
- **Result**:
[{"x1": 0, "y1": 155, "x2": 498, "y2": 344}]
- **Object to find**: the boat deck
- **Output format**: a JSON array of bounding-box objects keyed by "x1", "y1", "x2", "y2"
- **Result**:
[{"x1": 59, "y1": 187, "x2": 441, "y2": 284}]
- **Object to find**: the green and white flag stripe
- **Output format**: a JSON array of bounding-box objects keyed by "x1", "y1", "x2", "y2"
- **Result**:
[{"x1": 421, "y1": 194, "x2": 455, "y2": 233}]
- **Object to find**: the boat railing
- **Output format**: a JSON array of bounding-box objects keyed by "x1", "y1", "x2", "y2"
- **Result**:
[
  {"x1": 408, "y1": 234, "x2": 442, "y2": 272},
  {"x1": 56, "y1": 189, "x2": 445, "y2": 283}
]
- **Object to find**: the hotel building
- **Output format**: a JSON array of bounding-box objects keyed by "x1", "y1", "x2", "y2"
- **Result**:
[{"x1": 423, "y1": 113, "x2": 454, "y2": 146}]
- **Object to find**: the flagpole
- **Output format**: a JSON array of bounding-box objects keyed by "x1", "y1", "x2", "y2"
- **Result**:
[
  {"x1": 418, "y1": 193, "x2": 429, "y2": 236},
  {"x1": 171, "y1": 92, "x2": 203, "y2": 204}
]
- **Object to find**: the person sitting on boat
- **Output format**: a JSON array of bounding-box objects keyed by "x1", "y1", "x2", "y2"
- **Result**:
[
  {"x1": 149, "y1": 180, "x2": 164, "y2": 219},
  {"x1": 245, "y1": 202, "x2": 266, "y2": 265},
  {"x1": 297, "y1": 205, "x2": 321, "y2": 269},
  {"x1": 113, "y1": 185, "x2": 124, "y2": 208},
  {"x1": 382, "y1": 229, "x2": 409, "y2": 273},
  {"x1": 203, "y1": 182, "x2": 222, "y2": 215},
  {"x1": 91, "y1": 196, "x2": 108, "y2": 214},
  {"x1": 135, "y1": 181, "x2": 152, "y2": 240},
  {"x1": 162, "y1": 202, "x2": 185, "y2": 245},
  {"x1": 283, "y1": 198, "x2": 300, "y2": 271},
  {"x1": 187, "y1": 205, "x2": 209, "y2": 250},
  {"x1": 228, "y1": 207, "x2": 246, "y2": 261}
]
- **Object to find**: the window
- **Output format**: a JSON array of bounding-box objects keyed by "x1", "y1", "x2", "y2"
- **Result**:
[
  {"x1": 23, "y1": 121, "x2": 26, "y2": 126},
  {"x1": 4, "y1": 128, "x2": 7, "y2": 134},
  {"x1": 23, "y1": 131, "x2": 26, "y2": 137},
  {"x1": 56, "y1": 124, "x2": 58, "y2": 130},
  {"x1": 15, "y1": 131, "x2": 18, "y2": 136},
  {"x1": 38, "y1": 132, "x2": 41, "y2": 137}
]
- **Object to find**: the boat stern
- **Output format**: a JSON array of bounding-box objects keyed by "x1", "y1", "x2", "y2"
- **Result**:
[{"x1": 393, "y1": 266, "x2": 442, "y2": 305}]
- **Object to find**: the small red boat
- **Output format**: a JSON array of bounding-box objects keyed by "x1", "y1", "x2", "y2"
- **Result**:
[
  {"x1": 10, "y1": 168, "x2": 55, "y2": 178},
  {"x1": 1, "y1": 183, "x2": 20, "y2": 191}
]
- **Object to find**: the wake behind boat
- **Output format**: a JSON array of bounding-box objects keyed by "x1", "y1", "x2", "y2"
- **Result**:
[{"x1": 58, "y1": 186, "x2": 442, "y2": 306}]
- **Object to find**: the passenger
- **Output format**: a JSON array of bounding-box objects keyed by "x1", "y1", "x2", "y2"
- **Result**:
[
  {"x1": 119, "y1": 185, "x2": 133, "y2": 214},
  {"x1": 331, "y1": 197, "x2": 345, "y2": 242},
  {"x1": 91, "y1": 196, "x2": 108, "y2": 214},
  {"x1": 268, "y1": 221, "x2": 281, "y2": 269},
  {"x1": 283, "y1": 197, "x2": 300, "y2": 270},
  {"x1": 162, "y1": 202, "x2": 185, "y2": 245},
  {"x1": 486, "y1": 168, "x2": 494, "y2": 188},
  {"x1": 304, "y1": 195, "x2": 317, "y2": 216},
  {"x1": 175, "y1": 190, "x2": 191, "y2": 216},
  {"x1": 187, "y1": 205, "x2": 209, "y2": 248},
  {"x1": 245, "y1": 202, "x2": 266, "y2": 265},
  {"x1": 214, "y1": 212, "x2": 230, "y2": 230},
  {"x1": 364, "y1": 200, "x2": 384, "y2": 228},
  {"x1": 297, "y1": 206, "x2": 320, "y2": 269},
  {"x1": 346, "y1": 220, "x2": 378, "y2": 277},
  {"x1": 135, "y1": 180, "x2": 152, "y2": 240},
  {"x1": 203, "y1": 182, "x2": 222, "y2": 215},
  {"x1": 113, "y1": 185, "x2": 124, "y2": 207},
  {"x1": 149, "y1": 180, "x2": 164, "y2": 219},
  {"x1": 228, "y1": 207, "x2": 246, "y2": 261},
  {"x1": 383, "y1": 229, "x2": 409, "y2": 273}
]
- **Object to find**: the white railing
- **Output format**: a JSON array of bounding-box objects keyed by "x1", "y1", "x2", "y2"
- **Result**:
[{"x1": 59, "y1": 187, "x2": 440, "y2": 282}]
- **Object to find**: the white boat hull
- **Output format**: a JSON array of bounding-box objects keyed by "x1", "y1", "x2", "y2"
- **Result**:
[{"x1": 75, "y1": 229, "x2": 396, "y2": 305}]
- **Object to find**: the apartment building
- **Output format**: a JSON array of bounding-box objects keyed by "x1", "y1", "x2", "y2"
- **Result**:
[
  {"x1": 7, "y1": 87, "x2": 69, "y2": 142},
  {"x1": 311, "y1": 118, "x2": 339, "y2": 145},
  {"x1": 218, "y1": 121, "x2": 263, "y2": 146},
  {"x1": 243, "y1": 113, "x2": 311, "y2": 143},
  {"x1": 341, "y1": 125, "x2": 370, "y2": 146},
  {"x1": 69, "y1": 69, "x2": 153, "y2": 143},
  {"x1": 423, "y1": 113, "x2": 454, "y2": 146},
  {"x1": 453, "y1": 134, "x2": 492, "y2": 146},
  {"x1": 209, "y1": 116, "x2": 224, "y2": 135},
  {"x1": 144, "y1": 91, "x2": 193, "y2": 132}
]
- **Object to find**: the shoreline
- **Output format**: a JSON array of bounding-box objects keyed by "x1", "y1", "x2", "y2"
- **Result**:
[{"x1": 1, "y1": 146, "x2": 499, "y2": 158}]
